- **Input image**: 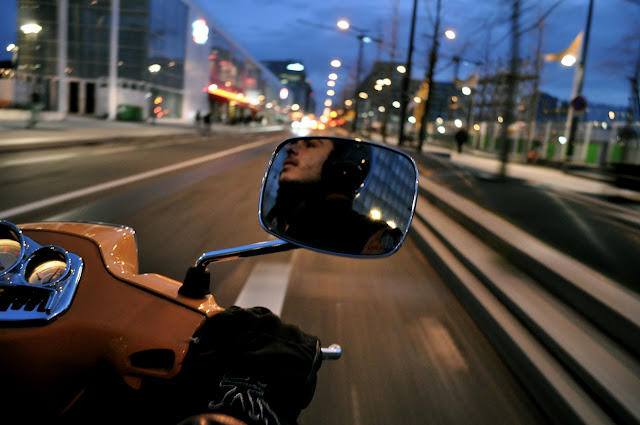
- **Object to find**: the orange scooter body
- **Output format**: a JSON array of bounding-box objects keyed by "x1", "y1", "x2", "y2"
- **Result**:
[{"x1": 0, "y1": 222, "x2": 222, "y2": 417}]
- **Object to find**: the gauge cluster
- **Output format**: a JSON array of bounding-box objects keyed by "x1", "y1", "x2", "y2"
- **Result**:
[{"x1": 0, "y1": 220, "x2": 83, "y2": 324}]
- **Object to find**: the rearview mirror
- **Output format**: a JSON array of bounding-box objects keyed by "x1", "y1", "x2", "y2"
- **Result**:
[{"x1": 259, "y1": 137, "x2": 418, "y2": 257}]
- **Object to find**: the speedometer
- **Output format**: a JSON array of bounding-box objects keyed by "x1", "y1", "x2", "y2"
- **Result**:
[
  {"x1": 27, "y1": 259, "x2": 68, "y2": 285},
  {"x1": 24, "y1": 246, "x2": 70, "y2": 287},
  {"x1": 0, "y1": 239, "x2": 22, "y2": 273},
  {"x1": 0, "y1": 221, "x2": 25, "y2": 274}
]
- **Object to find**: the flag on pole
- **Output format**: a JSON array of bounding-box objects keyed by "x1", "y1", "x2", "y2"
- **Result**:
[{"x1": 544, "y1": 32, "x2": 583, "y2": 62}]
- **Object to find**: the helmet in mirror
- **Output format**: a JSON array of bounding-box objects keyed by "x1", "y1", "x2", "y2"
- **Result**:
[{"x1": 259, "y1": 137, "x2": 418, "y2": 257}]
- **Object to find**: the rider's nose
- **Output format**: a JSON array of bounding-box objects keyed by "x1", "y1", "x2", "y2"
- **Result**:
[{"x1": 285, "y1": 142, "x2": 300, "y2": 154}]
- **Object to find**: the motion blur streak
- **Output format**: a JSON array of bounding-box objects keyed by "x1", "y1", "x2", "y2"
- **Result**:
[{"x1": 0, "y1": 139, "x2": 275, "y2": 218}]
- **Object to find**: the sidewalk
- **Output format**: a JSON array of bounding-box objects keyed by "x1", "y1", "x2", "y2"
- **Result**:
[
  {"x1": 0, "y1": 113, "x2": 284, "y2": 152},
  {"x1": 363, "y1": 131, "x2": 640, "y2": 203},
  {"x1": 2, "y1": 115, "x2": 639, "y2": 204}
]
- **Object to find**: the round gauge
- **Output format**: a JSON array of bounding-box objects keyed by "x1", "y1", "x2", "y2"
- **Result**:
[
  {"x1": 0, "y1": 220, "x2": 25, "y2": 275},
  {"x1": 27, "y1": 259, "x2": 68, "y2": 285},
  {"x1": 0, "y1": 239, "x2": 23, "y2": 273},
  {"x1": 24, "y1": 246, "x2": 70, "y2": 286}
]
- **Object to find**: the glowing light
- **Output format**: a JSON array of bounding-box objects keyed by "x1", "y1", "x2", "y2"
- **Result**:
[
  {"x1": 345, "y1": 100, "x2": 353, "y2": 107},
  {"x1": 561, "y1": 54, "x2": 576, "y2": 67},
  {"x1": 6, "y1": 43, "x2": 16, "y2": 52},
  {"x1": 462, "y1": 86, "x2": 471, "y2": 96},
  {"x1": 324, "y1": 99, "x2": 333, "y2": 106},
  {"x1": 370, "y1": 209, "x2": 382, "y2": 220},
  {"x1": 444, "y1": 29, "x2": 456, "y2": 40},
  {"x1": 497, "y1": 116, "x2": 504, "y2": 123},
  {"x1": 327, "y1": 90, "x2": 335, "y2": 96},
  {"x1": 291, "y1": 104, "x2": 300, "y2": 111},
  {"x1": 280, "y1": 88, "x2": 289, "y2": 100},
  {"x1": 20, "y1": 23, "x2": 42, "y2": 34},
  {"x1": 414, "y1": 97, "x2": 422, "y2": 103},
  {"x1": 378, "y1": 106, "x2": 385, "y2": 112},
  {"x1": 331, "y1": 60, "x2": 341, "y2": 68},
  {"x1": 192, "y1": 19, "x2": 209, "y2": 44},
  {"x1": 397, "y1": 65, "x2": 406, "y2": 73},
  {"x1": 436, "y1": 117, "x2": 444, "y2": 124},
  {"x1": 329, "y1": 73, "x2": 338, "y2": 80},
  {"x1": 148, "y1": 64, "x2": 161, "y2": 73},
  {"x1": 337, "y1": 19, "x2": 350, "y2": 30},
  {"x1": 359, "y1": 92, "x2": 368, "y2": 99},
  {"x1": 286, "y1": 62, "x2": 305, "y2": 71},
  {"x1": 386, "y1": 221, "x2": 397, "y2": 229},
  {"x1": 559, "y1": 136, "x2": 567, "y2": 144},
  {"x1": 374, "y1": 85, "x2": 382, "y2": 91},
  {"x1": 154, "y1": 97, "x2": 163, "y2": 104},
  {"x1": 383, "y1": 78, "x2": 391, "y2": 85},
  {"x1": 392, "y1": 101, "x2": 400, "y2": 108},
  {"x1": 473, "y1": 124, "x2": 480, "y2": 131},
  {"x1": 454, "y1": 119, "x2": 463, "y2": 128},
  {"x1": 608, "y1": 111, "x2": 615, "y2": 120},
  {"x1": 327, "y1": 80, "x2": 336, "y2": 87},
  {"x1": 437, "y1": 126, "x2": 446, "y2": 134},
  {"x1": 408, "y1": 116, "x2": 416, "y2": 124}
]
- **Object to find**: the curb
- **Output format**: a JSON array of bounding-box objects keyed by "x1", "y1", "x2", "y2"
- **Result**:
[{"x1": 410, "y1": 167, "x2": 640, "y2": 425}]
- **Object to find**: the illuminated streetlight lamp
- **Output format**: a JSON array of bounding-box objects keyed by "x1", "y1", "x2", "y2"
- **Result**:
[
  {"x1": 337, "y1": 18, "x2": 382, "y2": 133},
  {"x1": 20, "y1": 23, "x2": 42, "y2": 35},
  {"x1": 331, "y1": 59, "x2": 342, "y2": 68},
  {"x1": 148, "y1": 64, "x2": 162, "y2": 124},
  {"x1": 444, "y1": 29, "x2": 456, "y2": 40}
]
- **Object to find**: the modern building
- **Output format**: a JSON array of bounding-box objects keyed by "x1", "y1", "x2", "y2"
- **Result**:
[
  {"x1": 1, "y1": 0, "x2": 290, "y2": 124},
  {"x1": 262, "y1": 60, "x2": 315, "y2": 118}
]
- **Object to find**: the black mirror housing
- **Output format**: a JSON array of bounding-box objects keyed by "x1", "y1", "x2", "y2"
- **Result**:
[{"x1": 259, "y1": 137, "x2": 418, "y2": 258}]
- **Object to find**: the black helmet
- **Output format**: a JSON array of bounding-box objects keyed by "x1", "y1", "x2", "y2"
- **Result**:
[{"x1": 321, "y1": 139, "x2": 372, "y2": 196}]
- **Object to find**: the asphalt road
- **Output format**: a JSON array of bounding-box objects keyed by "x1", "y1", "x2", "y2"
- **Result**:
[{"x1": 0, "y1": 131, "x2": 550, "y2": 424}]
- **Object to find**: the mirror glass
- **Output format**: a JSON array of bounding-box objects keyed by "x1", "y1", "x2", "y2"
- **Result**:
[{"x1": 259, "y1": 137, "x2": 418, "y2": 257}]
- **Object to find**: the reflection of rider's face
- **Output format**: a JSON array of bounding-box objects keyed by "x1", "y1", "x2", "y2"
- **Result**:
[{"x1": 279, "y1": 139, "x2": 333, "y2": 184}]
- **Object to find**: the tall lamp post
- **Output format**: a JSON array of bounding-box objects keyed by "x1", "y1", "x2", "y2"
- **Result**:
[
  {"x1": 417, "y1": 0, "x2": 442, "y2": 152},
  {"x1": 398, "y1": 0, "x2": 418, "y2": 146},
  {"x1": 148, "y1": 64, "x2": 161, "y2": 124},
  {"x1": 21, "y1": 23, "x2": 43, "y2": 128},
  {"x1": 337, "y1": 19, "x2": 382, "y2": 134},
  {"x1": 564, "y1": 0, "x2": 593, "y2": 164}
]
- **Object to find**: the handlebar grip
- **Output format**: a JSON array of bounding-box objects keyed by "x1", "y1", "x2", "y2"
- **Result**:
[{"x1": 321, "y1": 344, "x2": 342, "y2": 360}]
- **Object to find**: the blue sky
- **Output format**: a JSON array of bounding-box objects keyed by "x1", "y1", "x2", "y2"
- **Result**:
[{"x1": 1, "y1": 0, "x2": 638, "y2": 109}]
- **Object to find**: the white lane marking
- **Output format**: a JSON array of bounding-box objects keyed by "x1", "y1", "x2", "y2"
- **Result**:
[
  {"x1": 350, "y1": 384, "x2": 362, "y2": 425},
  {"x1": 414, "y1": 317, "x2": 468, "y2": 372},
  {"x1": 233, "y1": 262, "x2": 292, "y2": 316},
  {"x1": 0, "y1": 152, "x2": 77, "y2": 167},
  {"x1": 0, "y1": 139, "x2": 275, "y2": 218},
  {"x1": 92, "y1": 145, "x2": 139, "y2": 155}
]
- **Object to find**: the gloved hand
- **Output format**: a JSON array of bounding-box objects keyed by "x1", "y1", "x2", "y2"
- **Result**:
[{"x1": 182, "y1": 306, "x2": 322, "y2": 425}]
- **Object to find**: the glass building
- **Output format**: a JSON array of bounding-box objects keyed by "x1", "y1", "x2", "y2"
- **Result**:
[{"x1": 9, "y1": 0, "x2": 289, "y2": 124}]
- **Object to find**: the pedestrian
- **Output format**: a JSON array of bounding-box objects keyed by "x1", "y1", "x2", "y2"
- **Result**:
[
  {"x1": 203, "y1": 112, "x2": 211, "y2": 134},
  {"x1": 454, "y1": 127, "x2": 468, "y2": 153},
  {"x1": 27, "y1": 88, "x2": 41, "y2": 129}
]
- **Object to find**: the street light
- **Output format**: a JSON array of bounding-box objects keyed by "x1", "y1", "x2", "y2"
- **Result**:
[
  {"x1": 148, "y1": 64, "x2": 162, "y2": 124},
  {"x1": 337, "y1": 19, "x2": 382, "y2": 134},
  {"x1": 21, "y1": 23, "x2": 43, "y2": 129},
  {"x1": 565, "y1": 0, "x2": 593, "y2": 164}
]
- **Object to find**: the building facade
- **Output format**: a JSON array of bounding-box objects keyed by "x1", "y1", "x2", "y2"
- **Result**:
[{"x1": 3, "y1": 0, "x2": 289, "y2": 124}]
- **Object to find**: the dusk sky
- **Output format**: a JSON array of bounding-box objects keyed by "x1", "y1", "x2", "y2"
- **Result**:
[{"x1": 1, "y1": 0, "x2": 638, "y2": 110}]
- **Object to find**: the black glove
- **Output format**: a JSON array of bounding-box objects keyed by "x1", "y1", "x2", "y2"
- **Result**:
[{"x1": 183, "y1": 306, "x2": 322, "y2": 425}]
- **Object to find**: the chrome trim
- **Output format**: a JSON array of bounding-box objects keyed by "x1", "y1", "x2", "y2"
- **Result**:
[
  {"x1": 0, "y1": 220, "x2": 26, "y2": 277},
  {"x1": 0, "y1": 222, "x2": 84, "y2": 325},
  {"x1": 195, "y1": 240, "x2": 296, "y2": 269}
]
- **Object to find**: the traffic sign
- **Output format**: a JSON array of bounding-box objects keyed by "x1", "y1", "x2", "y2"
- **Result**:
[{"x1": 571, "y1": 95, "x2": 587, "y2": 111}]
